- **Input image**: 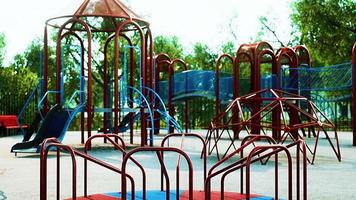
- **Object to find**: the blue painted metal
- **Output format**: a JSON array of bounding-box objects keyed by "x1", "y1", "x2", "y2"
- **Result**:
[
  {"x1": 143, "y1": 86, "x2": 183, "y2": 134},
  {"x1": 126, "y1": 86, "x2": 155, "y2": 146},
  {"x1": 38, "y1": 90, "x2": 60, "y2": 119},
  {"x1": 18, "y1": 80, "x2": 43, "y2": 122},
  {"x1": 281, "y1": 62, "x2": 352, "y2": 92},
  {"x1": 60, "y1": 44, "x2": 84, "y2": 104}
]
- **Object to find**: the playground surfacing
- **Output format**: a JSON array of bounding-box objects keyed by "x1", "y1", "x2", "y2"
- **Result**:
[{"x1": 0, "y1": 131, "x2": 356, "y2": 200}]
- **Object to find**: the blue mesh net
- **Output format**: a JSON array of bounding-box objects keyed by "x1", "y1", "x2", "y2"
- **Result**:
[
  {"x1": 157, "y1": 70, "x2": 277, "y2": 102},
  {"x1": 281, "y1": 63, "x2": 352, "y2": 92}
]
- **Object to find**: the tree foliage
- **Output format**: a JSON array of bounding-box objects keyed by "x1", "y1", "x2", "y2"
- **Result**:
[
  {"x1": 154, "y1": 35, "x2": 184, "y2": 59},
  {"x1": 0, "y1": 67, "x2": 38, "y2": 115},
  {"x1": 185, "y1": 43, "x2": 217, "y2": 70},
  {"x1": 292, "y1": 0, "x2": 356, "y2": 65},
  {"x1": 0, "y1": 33, "x2": 6, "y2": 67}
]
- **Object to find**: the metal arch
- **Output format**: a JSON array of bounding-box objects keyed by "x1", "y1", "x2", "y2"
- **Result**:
[
  {"x1": 145, "y1": 28, "x2": 155, "y2": 90},
  {"x1": 234, "y1": 52, "x2": 254, "y2": 97},
  {"x1": 113, "y1": 19, "x2": 148, "y2": 145},
  {"x1": 256, "y1": 48, "x2": 277, "y2": 91},
  {"x1": 215, "y1": 54, "x2": 235, "y2": 116},
  {"x1": 167, "y1": 59, "x2": 189, "y2": 133},
  {"x1": 54, "y1": 17, "x2": 93, "y2": 146},
  {"x1": 276, "y1": 47, "x2": 298, "y2": 90},
  {"x1": 120, "y1": 147, "x2": 194, "y2": 200},
  {"x1": 126, "y1": 86, "x2": 155, "y2": 146},
  {"x1": 352, "y1": 42, "x2": 356, "y2": 146},
  {"x1": 294, "y1": 45, "x2": 311, "y2": 67}
]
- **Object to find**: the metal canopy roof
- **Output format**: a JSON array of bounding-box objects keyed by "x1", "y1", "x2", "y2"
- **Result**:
[
  {"x1": 74, "y1": 0, "x2": 143, "y2": 20},
  {"x1": 46, "y1": 0, "x2": 149, "y2": 32}
]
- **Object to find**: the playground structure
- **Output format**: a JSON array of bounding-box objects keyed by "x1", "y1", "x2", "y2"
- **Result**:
[
  {"x1": 10, "y1": 0, "x2": 183, "y2": 153},
  {"x1": 2, "y1": 0, "x2": 356, "y2": 199},
  {"x1": 1, "y1": 0, "x2": 354, "y2": 152},
  {"x1": 155, "y1": 40, "x2": 356, "y2": 162},
  {"x1": 40, "y1": 134, "x2": 307, "y2": 200},
  {"x1": 206, "y1": 89, "x2": 341, "y2": 164}
]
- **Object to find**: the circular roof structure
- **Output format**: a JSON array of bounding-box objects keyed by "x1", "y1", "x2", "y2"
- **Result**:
[{"x1": 46, "y1": 0, "x2": 149, "y2": 32}]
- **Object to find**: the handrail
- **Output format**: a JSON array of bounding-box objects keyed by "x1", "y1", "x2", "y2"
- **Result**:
[
  {"x1": 40, "y1": 138, "x2": 136, "y2": 200},
  {"x1": 144, "y1": 86, "x2": 183, "y2": 133},
  {"x1": 83, "y1": 134, "x2": 146, "y2": 199},
  {"x1": 38, "y1": 90, "x2": 60, "y2": 119},
  {"x1": 161, "y1": 133, "x2": 207, "y2": 190},
  {"x1": 205, "y1": 139, "x2": 307, "y2": 200},
  {"x1": 65, "y1": 89, "x2": 86, "y2": 112},
  {"x1": 18, "y1": 79, "x2": 43, "y2": 122},
  {"x1": 156, "y1": 110, "x2": 183, "y2": 133},
  {"x1": 126, "y1": 86, "x2": 155, "y2": 145},
  {"x1": 121, "y1": 147, "x2": 194, "y2": 200}
]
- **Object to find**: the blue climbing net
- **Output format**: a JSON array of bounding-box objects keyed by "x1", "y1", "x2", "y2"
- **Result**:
[
  {"x1": 157, "y1": 70, "x2": 276, "y2": 102},
  {"x1": 281, "y1": 62, "x2": 352, "y2": 92}
]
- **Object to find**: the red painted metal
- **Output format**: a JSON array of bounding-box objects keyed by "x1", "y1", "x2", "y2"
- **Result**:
[
  {"x1": 43, "y1": 26, "x2": 49, "y2": 114},
  {"x1": 293, "y1": 45, "x2": 312, "y2": 138},
  {"x1": 121, "y1": 147, "x2": 194, "y2": 200},
  {"x1": 41, "y1": 0, "x2": 153, "y2": 148},
  {"x1": 294, "y1": 45, "x2": 311, "y2": 66},
  {"x1": 215, "y1": 54, "x2": 234, "y2": 116},
  {"x1": 205, "y1": 135, "x2": 307, "y2": 200},
  {"x1": 161, "y1": 133, "x2": 207, "y2": 183},
  {"x1": 40, "y1": 138, "x2": 77, "y2": 200},
  {"x1": 235, "y1": 42, "x2": 274, "y2": 135},
  {"x1": 155, "y1": 54, "x2": 172, "y2": 135},
  {"x1": 169, "y1": 59, "x2": 189, "y2": 133},
  {"x1": 275, "y1": 47, "x2": 299, "y2": 140},
  {"x1": 113, "y1": 19, "x2": 147, "y2": 146},
  {"x1": 246, "y1": 145, "x2": 293, "y2": 200},
  {"x1": 206, "y1": 88, "x2": 341, "y2": 164},
  {"x1": 54, "y1": 18, "x2": 93, "y2": 147},
  {"x1": 40, "y1": 137, "x2": 139, "y2": 200},
  {"x1": 352, "y1": 42, "x2": 356, "y2": 146}
]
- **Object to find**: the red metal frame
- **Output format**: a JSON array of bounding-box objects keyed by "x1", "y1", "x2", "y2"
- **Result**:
[
  {"x1": 40, "y1": 133, "x2": 307, "y2": 200},
  {"x1": 40, "y1": 135, "x2": 139, "y2": 200},
  {"x1": 215, "y1": 54, "x2": 235, "y2": 116},
  {"x1": 121, "y1": 147, "x2": 194, "y2": 200},
  {"x1": 275, "y1": 47, "x2": 299, "y2": 140},
  {"x1": 155, "y1": 55, "x2": 189, "y2": 133},
  {"x1": 205, "y1": 135, "x2": 307, "y2": 200},
  {"x1": 161, "y1": 133, "x2": 207, "y2": 186},
  {"x1": 235, "y1": 42, "x2": 274, "y2": 135},
  {"x1": 352, "y1": 42, "x2": 356, "y2": 146},
  {"x1": 169, "y1": 59, "x2": 189, "y2": 133},
  {"x1": 154, "y1": 53, "x2": 172, "y2": 134},
  {"x1": 206, "y1": 88, "x2": 341, "y2": 164},
  {"x1": 42, "y1": 0, "x2": 154, "y2": 148}
]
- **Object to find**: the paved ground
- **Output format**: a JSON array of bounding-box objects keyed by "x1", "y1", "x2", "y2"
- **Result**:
[{"x1": 0, "y1": 130, "x2": 355, "y2": 199}]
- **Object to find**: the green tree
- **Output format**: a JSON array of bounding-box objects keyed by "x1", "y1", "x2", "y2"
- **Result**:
[
  {"x1": 185, "y1": 42, "x2": 217, "y2": 70},
  {"x1": 0, "y1": 33, "x2": 6, "y2": 67},
  {"x1": 154, "y1": 35, "x2": 184, "y2": 59},
  {"x1": 292, "y1": 0, "x2": 356, "y2": 65},
  {"x1": 0, "y1": 67, "x2": 38, "y2": 115}
]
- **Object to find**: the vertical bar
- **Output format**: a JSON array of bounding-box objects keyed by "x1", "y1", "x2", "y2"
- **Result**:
[
  {"x1": 56, "y1": 148, "x2": 60, "y2": 200},
  {"x1": 352, "y1": 42, "x2": 356, "y2": 146}
]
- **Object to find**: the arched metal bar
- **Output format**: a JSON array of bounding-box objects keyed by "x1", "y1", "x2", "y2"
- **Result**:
[
  {"x1": 352, "y1": 42, "x2": 356, "y2": 146},
  {"x1": 55, "y1": 17, "x2": 93, "y2": 147},
  {"x1": 161, "y1": 133, "x2": 207, "y2": 183},
  {"x1": 121, "y1": 147, "x2": 194, "y2": 200},
  {"x1": 167, "y1": 59, "x2": 189, "y2": 133},
  {"x1": 114, "y1": 19, "x2": 147, "y2": 146},
  {"x1": 246, "y1": 145, "x2": 293, "y2": 200},
  {"x1": 215, "y1": 54, "x2": 234, "y2": 116}
]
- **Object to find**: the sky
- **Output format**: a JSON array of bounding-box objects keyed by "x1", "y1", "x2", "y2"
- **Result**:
[{"x1": 0, "y1": 0, "x2": 292, "y2": 65}]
